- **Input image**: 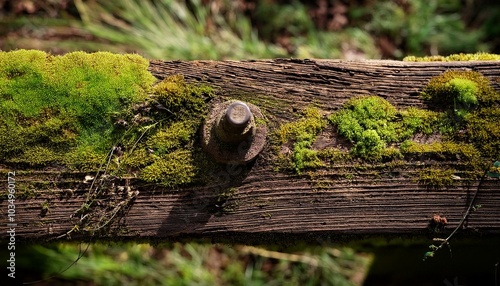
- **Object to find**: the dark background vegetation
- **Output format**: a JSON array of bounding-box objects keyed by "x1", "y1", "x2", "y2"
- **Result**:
[
  {"x1": 1, "y1": 0, "x2": 499, "y2": 285},
  {"x1": 1, "y1": 0, "x2": 499, "y2": 59}
]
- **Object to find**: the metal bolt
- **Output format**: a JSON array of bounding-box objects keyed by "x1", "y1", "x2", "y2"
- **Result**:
[
  {"x1": 215, "y1": 101, "x2": 255, "y2": 144},
  {"x1": 226, "y1": 101, "x2": 251, "y2": 131},
  {"x1": 201, "y1": 100, "x2": 267, "y2": 164}
]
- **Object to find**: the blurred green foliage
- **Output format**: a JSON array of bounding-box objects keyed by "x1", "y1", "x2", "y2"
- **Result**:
[
  {"x1": 360, "y1": 0, "x2": 487, "y2": 57},
  {"x1": 18, "y1": 242, "x2": 372, "y2": 285},
  {"x1": 75, "y1": 0, "x2": 286, "y2": 60},
  {"x1": 2, "y1": 0, "x2": 497, "y2": 59}
]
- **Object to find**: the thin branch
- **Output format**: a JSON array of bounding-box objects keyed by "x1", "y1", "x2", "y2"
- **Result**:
[{"x1": 424, "y1": 169, "x2": 488, "y2": 260}]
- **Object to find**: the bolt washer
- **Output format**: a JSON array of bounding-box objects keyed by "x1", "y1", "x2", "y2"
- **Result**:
[{"x1": 201, "y1": 100, "x2": 266, "y2": 164}]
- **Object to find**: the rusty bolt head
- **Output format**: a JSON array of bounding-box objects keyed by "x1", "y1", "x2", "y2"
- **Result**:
[
  {"x1": 226, "y1": 101, "x2": 251, "y2": 129},
  {"x1": 201, "y1": 100, "x2": 266, "y2": 164},
  {"x1": 215, "y1": 101, "x2": 255, "y2": 144}
]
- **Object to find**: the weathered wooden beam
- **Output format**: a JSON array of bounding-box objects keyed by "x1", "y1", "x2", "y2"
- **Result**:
[{"x1": 1, "y1": 59, "x2": 499, "y2": 243}]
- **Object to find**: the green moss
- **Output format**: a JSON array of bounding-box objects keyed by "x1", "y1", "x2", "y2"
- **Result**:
[
  {"x1": 465, "y1": 107, "x2": 500, "y2": 160},
  {"x1": 292, "y1": 141, "x2": 324, "y2": 172},
  {"x1": 329, "y1": 96, "x2": 394, "y2": 159},
  {"x1": 317, "y1": 148, "x2": 351, "y2": 163},
  {"x1": 329, "y1": 96, "x2": 398, "y2": 142},
  {"x1": 275, "y1": 106, "x2": 327, "y2": 173},
  {"x1": 418, "y1": 168, "x2": 455, "y2": 189},
  {"x1": 120, "y1": 148, "x2": 153, "y2": 169},
  {"x1": 353, "y1": 129, "x2": 385, "y2": 160},
  {"x1": 62, "y1": 145, "x2": 107, "y2": 172},
  {"x1": 401, "y1": 141, "x2": 480, "y2": 161},
  {"x1": 277, "y1": 77, "x2": 497, "y2": 180},
  {"x1": 275, "y1": 98, "x2": 406, "y2": 171},
  {"x1": 276, "y1": 94, "x2": 482, "y2": 173},
  {"x1": 0, "y1": 50, "x2": 216, "y2": 188},
  {"x1": 403, "y1": 52, "x2": 500, "y2": 62},
  {"x1": 399, "y1": 107, "x2": 440, "y2": 136},
  {"x1": 421, "y1": 70, "x2": 497, "y2": 108},
  {"x1": 276, "y1": 106, "x2": 326, "y2": 145},
  {"x1": 7, "y1": 146, "x2": 61, "y2": 166},
  {"x1": 146, "y1": 121, "x2": 195, "y2": 154},
  {"x1": 419, "y1": 70, "x2": 500, "y2": 169},
  {"x1": 124, "y1": 75, "x2": 214, "y2": 186},
  {"x1": 41, "y1": 201, "x2": 50, "y2": 216},
  {"x1": 140, "y1": 150, "x2": 197, "y2": 187},
  {"x1": 328, "y1": 96, "x2": 424, "y2": 160},
  {"x1": 447, "y1": 78, "x2": 478, "y2": 105},
  {"x1": 321, "y1": 82, "x2": 496, "y2": 180},
  {"x1": 0, "y1": 111, "x2": 78, "y2": 161},
  {"x1": 0, "y1": 49, "x2": 155, "y2": 166},
  {"x1": 151, "y1": 74, "x2": 212, "y2": 121},
  {"x1": 380, "y1": 147, "x2": 403, "y2": 161},
  {"x1": 420, "y1": 70, "x2": 500, "y2": 140},
  {"x1": 446, "y1": 78, "x2": 479, "y2": 118},
  {"x1": 101, "y1": 74, "x2": 216, "y2": 186}
]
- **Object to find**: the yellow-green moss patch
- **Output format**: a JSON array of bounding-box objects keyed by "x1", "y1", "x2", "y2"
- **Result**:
[
  {"x1": 276, "y1": 106, "x2": 326, "y2": 145},
  {"x1": 399, "y1": 107, "x2": 441, "y2": 136},
  {"x1": 140, "y1": 150, "x2": 197, "y2": 187},
  {"x1": 274, "y1": 106, "x2": 327, "y2": 173},
  {"x1": 317, "y1": 148, "x2": 351, "y2": 163},
  {"x1": 418, "y1": 168, "x2": 456, "y2": 190},
  {"x1": 465, "y1": 107, "x2": 500, "y2": 161},
  {"x1": 119, "y1": 75, "x2": 215, "y2": 186},
  {"x1": 62, "y1": 145, "x2": 108, "y2": 172},
  {"x1": 146, "y1": 121, "x2": 196, "y2": 154},
  {"x1": 401, "y1": 141, "x2": 480, "y2": 161},
  {"x1": 420, "y1": 70, "x2": 500, "y2": 165},
  {"x1": 422, "y1": 70, "x2": 498, "y2": 107},
  {"x1": 274, "y1": 94, "x2": 483, "y2": 176},
  {"x1": 7, "y1": 146, "x2": 61, "y2": 166},
  {"x1": 403, "y1": 52, "x2": 500, "y2": 62},
  {"x1": 276, "y1": 81, "x2": 498, "y2": 186}
]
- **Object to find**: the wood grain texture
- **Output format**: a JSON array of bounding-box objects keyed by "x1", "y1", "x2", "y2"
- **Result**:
[{"x1": 1, "y1": 59, "x2": 500, "y2": 243}]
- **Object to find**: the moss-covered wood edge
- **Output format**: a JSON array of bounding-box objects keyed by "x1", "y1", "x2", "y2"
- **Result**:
[{"x1": 1, "y1": 50, "x2": 499, "y2": 243}]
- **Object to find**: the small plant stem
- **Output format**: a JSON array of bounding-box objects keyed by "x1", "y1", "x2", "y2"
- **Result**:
[{"x1": 432, "y1": 169, "x2": 488, "y2": 253}]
